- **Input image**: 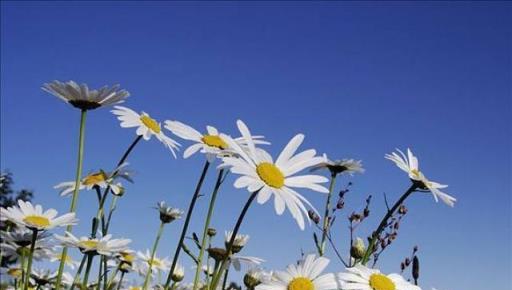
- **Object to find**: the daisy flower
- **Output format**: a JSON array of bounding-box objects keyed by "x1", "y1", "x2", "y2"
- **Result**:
[
  {"x1": 49, "y1": 251, "x2": 80, "y2": 269},
  {"x1": 171, "y1": 264, "x2": 185, "y2": 282},
  {"x1": 220, "y1": 120, "x2": 328, "y2": 230},
  {"x1": 155, "y1": 201, "x2": 183, "y2": 224},
  {"x1": 164, "y1": 121, "x2": 268, "y2": 161},
  {"x1": 2, "y1": 200, "x2": 78, "y2": 231},
  {"x1": 1, "y1": 228, "x2": 52, "y2": 247},
  {"x1": 137, "y1": 250, "x2": 171, "y2": 272},
  {"x1": 256, "y1": 254, "x2": 337, "y2": 290},
  {"x1": 55, "y1": 232, "x2": 131, "y2": 256},
  {"x1": 225, "y1": 231, "x2": 250, "y2": 253},
  {"x1": 42, "y1": 80, "x2": 129, "y2": 110},
  {"x1": 337, "y1": 264, "x2": 421, "y2": 290},
  {"x1": 244, "y1": 268, "x2": 273, "y2": 288},
  {"x1": 385, "y1": 148, "x2": 456, "y2": 207},
  {"x1": 0, "y1": 266, "x2": 23, "y2": 280},
  {"x1": 231, "y1": 255, "x2": 265, "y2": 271},
  {"x1": 310, "y1": 154, "x2": 365, "y2": 176},
  {"x1": 111, "y1": 106, "x2": 180, "y2": 157},
  {"x1": 0, "y1": 240, "x2": 53, "y2": 262}
]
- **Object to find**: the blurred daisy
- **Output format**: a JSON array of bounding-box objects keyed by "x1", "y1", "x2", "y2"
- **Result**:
[
  {"x1": 256, "y1": 254, "x2": 337, "y2": 290},
  {"x1": 220, "y1": 120, "x2": 328, "y2": 230},
  {"x1": 137, "y1": 250, "x2": 171, "y2": 272},
  {"x1": 56, "y1": 232, "x2": 131, "y2": 256},
  {"x1": 2, "y1": 200, "x2": 77, "y2": 231},
  {"x1": 225, "y1": 231, "x2": 249, "y2": 253},
  {"x1": 244, "y1": 268, "x2": 273, "y2": 289},
  {"x1": 54, "y1": 163, "x2": 132, "y2": 197},
  {"x1": 231, "y1": 255, "x2": 265, "y2": 271},
  {"x1": 1, "y1": 266, "x2": 23, "y2": 280},
  {"x1": 0, "y1": 239, "x2": 53, "y2": 262},
  {"x1": 337, "y1": 264, "x2": 421, "y2": 290},
  {"x1": 1, "y1": 228, "x2": 52, "y2": 247},
  {"x1": 49, "y1": 251, "x2": 80, "y2": 269},
  {"x1": 171, "y1": 264, "x2": 185, "y2": 282},
  {"x1": 29, "y1": 268, "x2": 54, "y2": 287},
  {"x1": 164, "y1": 121, "x2": 268, "y2": 161},
  {"x1": 156, "y1": 201, "x2": 183, "y2": 224},
  {"x1": 42, "y1": 80, "x2": 129, "y2": 110},
  {"x1": 385, "y1": 148, "x2": 456, "y2": 207},
  {"x1": 310, "y1": 154, "x2": 364, "y2": 176},
  {"x1": 112, "y1": 106, "x2": 180, "y2": 157}
]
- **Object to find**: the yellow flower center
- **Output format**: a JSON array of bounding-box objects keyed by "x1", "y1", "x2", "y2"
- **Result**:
[
  {"x1": 140, "y1": 115, "x2": 161, "y2": 134},
  {"x1": 83, "y1": 172, "x2": 107, "y2": 186},
  {"x1": 256, "y1": 162, "x2": 285, "y2": 188},
  {"x1": 410, "y1": 169, "x2": 420, "y2": 178},
  {"x1": 288, "y1": 277, "x2": 314, "y2": 290},
  {"x1": 23, "y1": 215, "x2": 50, "y2": 228},
  {"x1": 369, "y1": 274, "x2": 395, "y2": 290},
  {"x1": 201, "y1": 135, "x2": 228, "y2": 149},
  {"x1": 8, "y1": 268, "x2": 22, "y2": 278},
  {"x1": 78, "y1": 240, "x2": 98, "y2": 250},
  {"x1": 121, "y1": 252, "x2": 135, "y2": 263},
  {"x1": 130, "y1": 287, "x2": 141, "y2": 290},
  {"x1": 149, "y1": 258, "x2": 162, "y2": 267}
]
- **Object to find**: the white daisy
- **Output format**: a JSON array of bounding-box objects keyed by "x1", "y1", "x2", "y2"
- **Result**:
[
  {"x1": 49, "y1": 251, "x2": 80, "y2": 269},
  {"x1": 111, "y1": 106, "x2": 180, "y2": 157},
  {"x1": 256, "y1": 254, "x2": 337, "y2": 290},
  {"x1": 0, "y1": 240, "x2": 53, "y2": 262},
  {"x1": 0, "y1": 266, "x2": 23, "y2": 280},
  {"x1": 225, "y1": 231, "x2": 250, "y2": 252},
  {"x1": 55, "y1": 232, "x2": 131, "y2": 256},
  {"x1": 2, "y1": 200, "x2": 78, "y2": 231},
  {"x1": 385, "y1": 148, "x2": 456, "y2": 207},
  {"x1": 337, "y1": 264, "x2": 421, "y2": 290},
  {"x1": 220, "y1": 120, "x2": 328, "y2": 230},
  {"x1": 164, "y1": 120, "x2": 268, "y2": 161},
  {"x1": 310, "y1": 154, "x2": 365, "y2": 176},
  {"x1": 42, "y1": 80, "x2": 129, "y2": 110},
  {"x1": 171, "y1": 263, "x2": 185, "y2": 282},
  {"x1": 231, "y1": 255, "x2": 265, "y2": 271},
  {"x1": 137, "y1": 249, "x2": 171, "y2": 272},
  {"x1": 156, "y1": 201, "x2": 183, "y2": 224}
]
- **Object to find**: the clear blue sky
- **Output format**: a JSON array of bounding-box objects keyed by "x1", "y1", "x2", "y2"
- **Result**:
[{"x1": 1, "y1": 2, "x2": 511, "y2": 289}]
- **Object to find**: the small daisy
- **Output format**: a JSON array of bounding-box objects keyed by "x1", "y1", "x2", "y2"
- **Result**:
[
  {"x1": 137, "y1": 250, "x2": 171, "y2": 272},
  {"x1": 0, "y1": 240, "x2": 53, "y2": 262},
  {"x1": 2, "y1": 200, "x2": 78, "y2": 231},
  {"x1": 337, "y1": 264, "x2": 421, "y2": 290},
  {"x1": 225, "y1": 231, "x2": 250, "y2": 253},
  {"x1": 256, "y1": 254, "x2": 337, "y2": 290},
  {"x1": 164, "y1": 120, "x2": 268, "y2": 161},
  {"x1": 220, "y1": 120, "x2": 328, "y2": 230},
  {"x1": 49, "y1": 251, "x2": 80, "y2": 269},
  {"x1": 244, "y1": 268, "x2": 272, "y2": 288},
  {"x1": 42, "y1": 80, "x2": 129, "y2": 110},
  {"x1": 111, "y1": 106, "x2": 180, "y2": 157},
  {"x1": 1, "y1": 266, "x2": 23, "y2": 280},
  {"x1": 171, "y1": 263, "x2": 185, "y2": 282},
  {"x1": 55, "y1": 232, "x2": 131, "y2": 256},
  {"x1": 155, "y1": 201, "x2": 183, "y2": 224},
  {"x1": 385, "y1": 148, "x2": 456, "y2": 207},
  {"x1": 29, "y1": 268, "x2": 54, "y2": 287},
  {"x1": 311, "y1": 154, "x2": 365, "y2": 176},
  {"x1": 1, "y1": 228, "x2": 52, "y2": 247}
]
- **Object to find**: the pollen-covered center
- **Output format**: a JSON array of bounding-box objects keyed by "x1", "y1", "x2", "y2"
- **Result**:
[
  {"x1": 83, "y1": 172, "x2": 107, "y2": 186},
  {"x1": 78, "y1": 240, "x2": 98, "y2": 250},
  {"x1": 369, "y1": 273, "x2": 395, "y2": 290},
  {"x1": 7, "y1": 268, "x2": 22, "y2": 278},
  {"x1": 410, "y1": 169, "x2": 420, "y2": 178},
  {"x1": 140, "y1": 115, "x2": 161, "y2": 134},
  {"x1": 256, "y1": 162, "x2": 285, "y2": 188},
  {"x1": 149, "y1": 258, "x2": 162, "y2": 267},
  {"x1": 288, "y1": 277, "x2": 314, "y2": 290},
  {"x1": 23, "y1": 215, "x2": 50, "y2": 228},
  {"x1": 201, "y1": 135, "x2": 228, "y2": 149},
  {"x1": 121, "y1": 252, "x2": 135, "y2": 263}
]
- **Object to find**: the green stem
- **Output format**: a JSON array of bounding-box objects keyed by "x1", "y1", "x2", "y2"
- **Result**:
[
  {"x1": 96, "y1": 256, "x2": 104, "y2": 290},
  {"x1": 163, "y1": 161, "x2": 211, "y2": 289},
  {"x1": 23, "y1": 230, "x2": 38, "y2": 290},
  {"x1": 319, "y1": 174, "x2": 337, "y2": 256},
  {"x1": 20, "y1": 250, "x2": 26, "y2": 290},
  {"x1": 70, "y1": 254, "x2": 87, "y2": 290},
  {"x1": 210, "y1": 190, "x2": 258, "y2": 290},
  {"x1": 116, "y1": 272, "x2": 125, "y2": 290},
  {"x1": 55, "y1": 109, "x2": 87, "y2": 290},
  {"x1": 361, "y1": 183, "x2": 418, "y2": 264},
  {"x1": 82, "y1": 254, "x2": 95, "y2": 288},
  {"x1": 192, "y1": 169, "x2": 225, "y2": 290},
  {"x1": 105, "y1": 264, "x2": 120, "y2": 290},
  {"x1": 143, "y1": 222, "x2": 166, "y2": 290},
  {"x1": 221, "y1": 265, "x2": 230, "y2": 290}
]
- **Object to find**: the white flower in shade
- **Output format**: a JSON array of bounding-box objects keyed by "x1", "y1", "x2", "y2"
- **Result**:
[
  {"x1": 0, "y1": 240, "x2": 53, "y2": 262},
  {"x1": 385, "y1": 148, "x2": 456, "y2": 207},
  {"x1": 310, "y1": 154, "x2": 364, "y2": 176},
  {"x1": 171, "y1": 263, "x2": 185, "y2": 282},
  {"x1": 49, "y1": 251, "x2": 80, "y2": 269},
  {"x1": 164, "y1": 121, "x2": 268, "y2": 161},
  {"x1": 42, "y1": 80, "x2": 129, "y2": 110},
  {"x1": 220, "y1": 120, "x2": 328, "y2": 230},
  {"x1": 225, "y1": 231, "x2": 250, "y2": 252},
  {"x1": 54, "y1": 163, "x2": 132, "y2": 197},
  {"x1": 0, "y1": 266, "x2": 23, "y2": 280},
  {"x1": 337, "y1": 264, "x2": 421, "y2": 290},
  {"x1": 29, "y1": 268, "x2": 54, "y2": 286},
  {"x1": 245, "y1": 268, "x2": 273, "y2": 288},
  {"x1": 56, "y1": 232, "x2": 131, "y2": 256},
  {"x1": 156, "y1": 201, "x2": 183, "y2": 224},
  {"x1": 1, "y1": 228, "x2": 52, "y2": 247},
  {"x1": 137, "y1": 250, "x2": 171, "y2": 272},
  {"x1": 111, "y1": 106, "x2": 180, "y2": 157},
  {"x1": 2, "y1": 200, "x2": 78, "y2": 231},
  {"x1": 256, "y1": 254, "x2": 337, "y2": 290},
  {"x1": 231, "y1": 255, "x2": 265, "y2": 271}
]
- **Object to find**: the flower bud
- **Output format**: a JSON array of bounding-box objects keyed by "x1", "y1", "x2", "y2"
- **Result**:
[
  {"x1": 207, "y1": 228, "x2": 217, "y2": 237},
  {"x1": 412, "y1": 255, "x2": 420, "y2": 282},
  {"x1": 308, "y1": 210, "x2": 320, "y2": 224},
  {"x1": 350, "y1": 237, "x2": 366, "y2": 259},
  {"x1": 208, "y1": 247, "x2": 227, "y2": 262}
]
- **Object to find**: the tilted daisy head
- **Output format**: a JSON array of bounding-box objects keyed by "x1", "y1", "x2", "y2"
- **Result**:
[
  {"x1": 155, "y1": 201, "x2": 183, "y2": 224},
  {"x1": 337, "y1": 264, "x2": 422, "y2": 290},
  {"x1": 311, "y1": 154, "x2": 365, "y2": 176},
  {"x1": 1, "y1": 238, "x2": 53, "y2": 262},
  {"x1": 49, "y1": 251, "x2": 80, "y2": 269},
  {"x1": 42, "y1": 81, "x2": 129, "y2": 111},
  {"x1": 137, "y1": 249, "x2": 171, "y2": 271},
  {"x1": 385, "y1": 148, "x2": 456, "y2": 207},
  {"x1": 56, "y1": 232, "x2": 131, "y2": 256},
  {"x1": 225, "y1": 231, "x2": 250, "y2": 253},
  {"x1": 220, "y1": 120, "x2": 328, "y2": 230},
  {"x1": 256, "y1": 254, "x2": 337, "y2": 290},
  {"x1": 231, "y1": 255, "x2": 265, "y2": 272},
  {"x1": 2, "y1": 200, "x2": 78, "y2": 231},
  {"x1": 171, "y1": 263, "x2": 185, "y2": 282},
  {"x1": 111, "y1": 106, "x2": 180, "y2": 157}
]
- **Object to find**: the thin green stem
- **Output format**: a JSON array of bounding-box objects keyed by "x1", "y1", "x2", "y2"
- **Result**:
[
  {"x1": 361, "y1": 183, "x2": 418, "y2": 264},
  {"x1": 319, "y1": 174, "x2": 337, "y2": 256},
  {"x1": 221, "y1": 266, "x2": 230, "y2": 290},
  {"x1": 116, "y1": 272, "x2": 125, "y2": 290},
  {"x1": 55, "y1": 109, "x2": 87, "y2": 290},
  {"x1": 164, "y1": 161, "x2": 211, "y2": 289},
  {"x1": 143, "y1": 222, "x2": 166, "y2": 290},
  {"x1": 210, "y1": 190, "x2": 259, "y2": 290},
  {"x1": 70, "y1": 254, "x2": 87, "y2": 290},
  {"x1": 82, "y1": 254, "x2": 95, "y2": 288},
  {"x1": 20, "y1": 249, "x2": 26, "y2": 290},
  {"x1": 105, "y1": 264, "x2": 120, "y2": 290},
  {"x1": 23, "y1": 230, "x2": 38, "y2": 290},
  {"x1": 193, "y1": 169, "x2": 225, "y2": 290}
]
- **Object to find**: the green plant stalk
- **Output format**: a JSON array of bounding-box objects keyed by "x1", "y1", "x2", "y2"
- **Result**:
[
  {"x1": 221, "y1": 265, "x2": 230, "y2": 290},
  {"x1": 23, "y1": 230, "x2": 38, "y2": 290},
  {"x1": 143, "y1": 222, "x2": 166, "y2": 290},
  {"x1": 19, "y1": 249, "x2": 26, "y2": 290},
  {"x1": 82, "y1": 254, "x2": 95, "y2": 288},
  {"x1": 163, "y1": 161, "x2": 211, "y2": 290},
  {"x1": 70, "y1": 254, "x2": 87, "y2": 290},
  {"x1": 192, "y1": 169, "x2": 225, "y2": 290},
  {"x1": 361, "y1": 183, "x2": 418, "y2": 264},
  {"x1": 209, "y1": 190, "x2": 259, "y2": 290},
  {"x1": 96, "y1": 256, "x2": 104, "y2": 290},
  {"x1": 105, "y1": 264, "x2": 120, "y2": 290},
  {"x1": 55, "y1": 109, "x2": 87, "y2": 290},
  {"x1": 116, "y1": 272, "x2": 125, "y2": 290},
  {"x1": 319, "y1": 173, "x2": 337, "y2": 256}
]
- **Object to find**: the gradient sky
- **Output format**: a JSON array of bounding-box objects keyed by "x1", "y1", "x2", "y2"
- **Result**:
[{"x1": 1, "y1": 2, "x2": 511, "y2": 289}]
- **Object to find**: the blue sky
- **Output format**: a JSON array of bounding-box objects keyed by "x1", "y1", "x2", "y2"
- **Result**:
[{"x1": 1, "y1": 2, "x2": 511, "y2": 289}]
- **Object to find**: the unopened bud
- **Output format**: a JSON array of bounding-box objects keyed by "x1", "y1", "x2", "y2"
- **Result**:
[
  {"x1": 363, "y1": 208, "x2": 370, "y2": 217},
  {"x1": 350, "y1": 237, "x2": 366, "y2": 259},
  {"x1": 207, "y1": 228, "x2": 217, "y2": 237},
  {"x1": 412, "y1": 256, "x2": 420, "y2": 282},
  {"x1": 398, "y1": 205, "x2": 408, "y2": 215},
  {"x1": 243, "y1": 273, "x2": 261, "y2": 289},
  {"x1": 336, "y1": 199, "x2": 345, "y2": 209},
  {"x1": 405, "y1": 258, "x2": 411, "y2": 266},
  {"x1": 308, "y1": 210, "x2": 320, "y2": 224}
]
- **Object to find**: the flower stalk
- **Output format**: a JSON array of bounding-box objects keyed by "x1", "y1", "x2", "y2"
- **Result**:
[
  {"x1": 319, "y1": 173, "x2": 337, "y2": 256},
  {"x1": 23, "y1": 229, "x2": 38, "y2": 290},
  {"x1": 143, "y1": 222, "x2": 166, "y2": 290}
]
